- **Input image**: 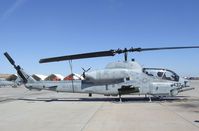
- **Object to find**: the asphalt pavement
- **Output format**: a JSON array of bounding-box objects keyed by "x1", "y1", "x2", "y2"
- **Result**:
[{"x1": 0, "y1": 81, "x2": 199, "y2": 131}]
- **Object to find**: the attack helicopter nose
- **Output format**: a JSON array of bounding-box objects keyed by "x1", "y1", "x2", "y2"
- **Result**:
[{"x1": 170, "y1": 78, "x2": 192, "y2": 96}]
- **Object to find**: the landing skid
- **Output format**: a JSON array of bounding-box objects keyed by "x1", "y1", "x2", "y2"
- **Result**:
[{"x1": 119, "y1": 94, "x2": 122, "y2": 102}]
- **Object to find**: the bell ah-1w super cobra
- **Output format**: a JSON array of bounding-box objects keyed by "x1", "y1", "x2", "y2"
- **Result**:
[{"x1": 4, "y1": 46, "x2": 199, "y2": 102}]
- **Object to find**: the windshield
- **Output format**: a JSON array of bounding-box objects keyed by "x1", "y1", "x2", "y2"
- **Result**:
[{"x1": 143, "y1": 68, "x2": 179, "y2": 81}]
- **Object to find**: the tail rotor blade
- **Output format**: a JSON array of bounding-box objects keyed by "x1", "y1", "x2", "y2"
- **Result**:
[{"x1": 4, "y1": 52, "x2": 16, "y2": 67}]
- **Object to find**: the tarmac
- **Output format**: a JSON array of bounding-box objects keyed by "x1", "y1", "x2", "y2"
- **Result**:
[{"x1": 0, "y1": 81, "x2": 199, "y2": 131}]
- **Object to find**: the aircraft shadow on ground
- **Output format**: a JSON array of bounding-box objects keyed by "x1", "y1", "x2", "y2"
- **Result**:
[{"x1": 17, "y1": 96, "x2": 189, "y2": 103}]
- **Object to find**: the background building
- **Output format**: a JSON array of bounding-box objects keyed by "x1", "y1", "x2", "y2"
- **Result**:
[
  {"x1": 45, "y1": 74, "x2": 64, "y2": 81},
  {"x1": 32, "y1": 74, "x2": 47, "y2": 81},
  {"x1": 64, "y1": 73, "x2": 83, "y2": 80}
]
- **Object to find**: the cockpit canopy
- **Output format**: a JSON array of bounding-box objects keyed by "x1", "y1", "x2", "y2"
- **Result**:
[{"x1": 143, "y1": 68, "x2": 179, "y2": 81}]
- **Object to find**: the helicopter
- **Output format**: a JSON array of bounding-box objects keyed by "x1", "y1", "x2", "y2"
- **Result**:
[
  {"x1": 0, "y1": 78, "x2": 17, "y2": 88},
  {"x1": 4, "y1": 46, "x2": 199, "y2": 102}
]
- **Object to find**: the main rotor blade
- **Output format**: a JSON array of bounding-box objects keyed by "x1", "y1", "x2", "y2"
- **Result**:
[
  {"x1": 39, "y1": 45, "x2": 199, "y2": 63},
  {"x1": 131, "y1": 46, "x2": 199, "y2": 52},
  {"x1": 39, "y1": 50, "x2": 115, "y2": 63}
]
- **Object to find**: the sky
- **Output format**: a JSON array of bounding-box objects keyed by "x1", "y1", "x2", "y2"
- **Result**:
[{"x1": 0, "y1": 0, "x2": 199, "y2": 77}]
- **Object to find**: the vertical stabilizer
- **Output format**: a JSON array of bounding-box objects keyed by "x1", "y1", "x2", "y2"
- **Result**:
[{"x1": 4, "y1": 52, "x2": 36, "y2": 84}]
